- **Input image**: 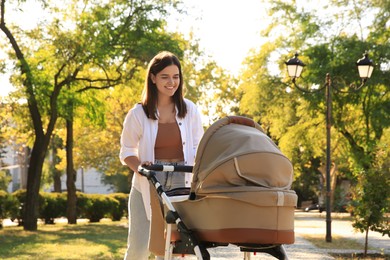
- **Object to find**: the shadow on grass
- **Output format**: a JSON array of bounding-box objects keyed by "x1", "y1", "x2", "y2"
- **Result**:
[
  {"x1": 0, "y1": 221, "x2": 128, "y2": 260},
  {"x1": 330, "y1": 253, "x2": 390, "y2": 259}
]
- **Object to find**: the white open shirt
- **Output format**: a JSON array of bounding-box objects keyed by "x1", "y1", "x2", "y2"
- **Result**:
[{"x1": 119, "y1": 99, "x2": 204, "y2": 220}]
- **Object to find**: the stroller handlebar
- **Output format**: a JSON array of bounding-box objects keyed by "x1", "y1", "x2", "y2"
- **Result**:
[{"x1": 139, "y1": 164, "x2": 193, "y2": 173}]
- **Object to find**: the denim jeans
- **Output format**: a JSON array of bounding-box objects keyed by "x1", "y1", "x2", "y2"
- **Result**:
[{"x1": 153, "y1": 160, "x2": 186, "y2": 191}]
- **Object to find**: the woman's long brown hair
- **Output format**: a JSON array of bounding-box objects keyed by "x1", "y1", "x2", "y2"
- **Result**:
[{"x1": 141, "y1": 51, "x2": 187, "y2": 120}]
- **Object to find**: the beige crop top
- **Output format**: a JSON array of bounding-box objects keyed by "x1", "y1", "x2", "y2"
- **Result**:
[{"x1": 154, "y1": 122, "x2": 184, "y2": 160}]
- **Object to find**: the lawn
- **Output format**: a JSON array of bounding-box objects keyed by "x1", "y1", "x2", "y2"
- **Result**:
[
  {"x1": 302, "y1": 234, "x2": 389, "y2": 260},
  {"x1": 0, "y1": 219, "x2": 128, "y2": 260},
  {"x1": 301, "y1": 234, "x2": 372, "y2": 250}
]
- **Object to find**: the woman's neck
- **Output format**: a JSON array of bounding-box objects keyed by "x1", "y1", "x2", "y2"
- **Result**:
[
  {"x1": 157, "y1": 97, "x2": 176, "y2": 123},
  {"x1": 157, "y1": 95, "x2": 173, "y2": 106}
]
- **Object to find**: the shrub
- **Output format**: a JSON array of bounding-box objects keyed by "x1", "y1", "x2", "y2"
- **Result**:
[
  {"x1": 76, "y1": 192, "x2": 89, "y2": 219},
  {"x1": 0, "y1": 190, "x2": 19, "y2": 228},
  {"x1": 77, "y1": 193, "x2": 119, "y2": 222},
  {"x1": 39, "y1": 192, "x2": 67, "y2": 224},
  {"x1": 11, "y1": 189, "x2": 27, "y2": 226},
  {"x1": 0, "y1": 190, "x2": 8, "y2": 218},
  {"x1": 108, "y1": 193, "x2": 128, "y2": 221},
  {"x1": 7, "y1": 191, "x2": 127, "y2": 224}
]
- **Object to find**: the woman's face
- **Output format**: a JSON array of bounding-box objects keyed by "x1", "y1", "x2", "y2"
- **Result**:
[{"x1": 151, "y1": 64, "x2": 180, "y2": 98}]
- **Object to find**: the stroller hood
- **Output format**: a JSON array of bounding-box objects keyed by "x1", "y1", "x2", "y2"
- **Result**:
[{"x1": 191, "y1": 116, "x2": 293, "y2": 195}]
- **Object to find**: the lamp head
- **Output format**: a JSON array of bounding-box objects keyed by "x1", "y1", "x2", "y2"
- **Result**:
[
  {"x1": 356, "y1": 51, "x2": 374, "y2": 79},
  {"x1": 285, "y1": 52, "x2": 305, "y2": 79}
]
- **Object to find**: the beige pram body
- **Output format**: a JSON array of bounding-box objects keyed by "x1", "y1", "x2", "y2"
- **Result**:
[{"x1": 141, "y1": 116, "x2": 298, "y2": 259}]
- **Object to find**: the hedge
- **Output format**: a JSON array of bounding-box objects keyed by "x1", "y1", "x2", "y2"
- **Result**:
[
  {"x1": 0, "y1": 190, "x2": 128, "y2": 225},
  {"x1": 0, "y1": 190, "x2": 20, "y2": 228}
]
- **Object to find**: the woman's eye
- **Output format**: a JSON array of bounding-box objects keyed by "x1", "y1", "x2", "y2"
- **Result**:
[{"x1": 158, "y1": 75, "x2": 179, "y2": 81}]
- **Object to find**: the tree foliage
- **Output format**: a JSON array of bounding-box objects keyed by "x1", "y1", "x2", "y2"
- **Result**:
[
  {"x1": 349, "y1": 141, "x2": 390, "y2": 254},
  {"x1": 0, "y1": 0, "x2": 187, "y2": 230},
  {"x1": 239, "y1": 0, "x2": 389, "y2": 239},
  {"x1": 70, "y1": 35, "x2": 228, "y2": 192}
]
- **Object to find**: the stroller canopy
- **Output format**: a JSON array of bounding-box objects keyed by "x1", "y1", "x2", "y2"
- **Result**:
[{"x1": 191, "y1": 116, "x2": 293, "y2": 195}]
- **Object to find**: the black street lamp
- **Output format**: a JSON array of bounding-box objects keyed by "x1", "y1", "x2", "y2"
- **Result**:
[
  {"x1": 356, "y1": 52, "x2": 375, "y2": 83},
  {"x1": 285, "y1": 53, "x2": 306, "y2": 83},
  {"x1": 285, "y1": 51, "x2": 374, "y2": 242}
]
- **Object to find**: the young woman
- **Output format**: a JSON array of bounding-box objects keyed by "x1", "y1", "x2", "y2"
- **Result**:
[{"x1": 119, "y1": 51, "x2": 204, "y2": 260}]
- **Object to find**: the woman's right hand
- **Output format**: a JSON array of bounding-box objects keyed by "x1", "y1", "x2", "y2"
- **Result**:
[
  {"x1": 140, "y1": 161, "x2": 152, "y2": 167},
  {"x1": 136, "y1": 161, "x2": 153, "y2": 174}
]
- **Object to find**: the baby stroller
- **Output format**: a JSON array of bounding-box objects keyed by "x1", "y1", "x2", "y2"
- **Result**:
[{"x1": 139, "y1": 116, "x2": 297, "y2": 259}]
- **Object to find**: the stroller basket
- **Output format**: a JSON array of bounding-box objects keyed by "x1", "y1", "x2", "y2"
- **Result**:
[{"x1": 140, "y1": 116, "x2": 297, "y2": 260}]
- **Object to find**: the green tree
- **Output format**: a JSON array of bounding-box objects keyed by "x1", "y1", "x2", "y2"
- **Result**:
[
  {"x1": 239, "y1": 0, "x2": 389, "y2": 240},
  {"x1": 0, "y1": 102, "x2": 9, "y2": 190},
  {"x1": 349, "y1": 144, "x2": 390, "y2": 255},
  {"x1": 0, "y1": 101, "x2": 17, "y2": 191},
  {"x1": 0, "y1": 0, "x2": 186, "y2": 230},
  {"x1": 71, "y1": 36, "x2": 223, "y2": 191},
  {"x1": 71, "y1": 80, "x2": 144, "y2": 193}
]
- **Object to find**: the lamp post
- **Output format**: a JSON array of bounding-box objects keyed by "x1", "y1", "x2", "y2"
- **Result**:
[{"x1": 285, "y1": 51, "x2": 374, "y2": 242}]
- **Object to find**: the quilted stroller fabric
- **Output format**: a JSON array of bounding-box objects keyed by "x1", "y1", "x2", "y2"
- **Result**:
[
  {"x1": 174, "y1": 116, "x2": 297, "y2": 244},
  {"x1": 148, "y1": 116, "x2": 297, "y2": 257},
  {"x1": 191, "y1": 116, "x2": 293, "y2": 195}
]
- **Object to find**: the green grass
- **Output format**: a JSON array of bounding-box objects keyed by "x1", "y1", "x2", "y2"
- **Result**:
[
  {"x1": 301, "y1": 234, "x2": 369, "y2": 250},
  {"x1": 302, "y1": 234, "x2": 389, "y2": 259},
  {"x1": 0, "y1": 219, "x2": 128, "y2": 260},
  {"x1": 332, "y1": 253, "x2": 390, "y2": 260}
]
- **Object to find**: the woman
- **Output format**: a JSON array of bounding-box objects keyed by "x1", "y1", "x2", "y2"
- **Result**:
[{"x1": 119, "y1": 51, "x2": 204, "y2": 260}]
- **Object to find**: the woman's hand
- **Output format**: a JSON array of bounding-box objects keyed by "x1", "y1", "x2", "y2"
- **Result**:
[{"x1": 140, "y1": 161, "x2": 152, "y2": 167}]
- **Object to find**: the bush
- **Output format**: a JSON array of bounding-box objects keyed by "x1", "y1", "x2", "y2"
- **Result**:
[
  {"x1": 76, "y1": 191, "x2": 89, "y2": 219},
  {"x1": 108, "y1": 193, "x2": 128, "y2": 221},
  {"x1": 77, "y1": 193, "x2": 119, "y2": 222},
  {"x1": 333, "y1": 186, "x2": 349, "y2": 212},
  {"x1": 0, "y1": 190, "x2": 20, "y2": 228},
  {"x1": 0, "y1": 190, "x2": 9, "y2": 218},
  {"x1": 39, "y1": 192, "x2": 67, "y2": 224},
  {"x1": 11, "y1": 189, "x2": 27, "y2": 226},
  {"x1": 6, "y1": 190, "x2": 128, "y2": 224}
]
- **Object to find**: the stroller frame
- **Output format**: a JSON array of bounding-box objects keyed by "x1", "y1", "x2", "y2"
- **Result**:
[{"x1": 139, "y1": 164, "x2": 290, "y2": 260}]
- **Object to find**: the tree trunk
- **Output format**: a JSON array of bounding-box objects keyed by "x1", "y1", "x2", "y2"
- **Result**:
[
  {"x1": 23, "y1": 136, "x2": 50, "y2": 230},
  {"x1": 51, "y1": 135, "x2": 62, "y2": 192},
  {"x1": 318, "y1": 163, "x2": 337, "y2": 211},
  {"x1": 364, "y1": 225, "x2": 369, "y2": 256},
  {"x1": 53, "y1": 170, "x2": 62, "y2": 192},
  {"x1": 66, "y1": 117, "x2": 77, "y2": 224},
  {"x1": 330, "y1": 163, "x2": 337, "y2": 210}
]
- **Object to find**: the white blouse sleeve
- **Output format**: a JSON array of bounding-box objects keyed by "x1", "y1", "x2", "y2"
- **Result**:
[{"x1": 119, "y1": 106, "x2": 143, "y2": 165}]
